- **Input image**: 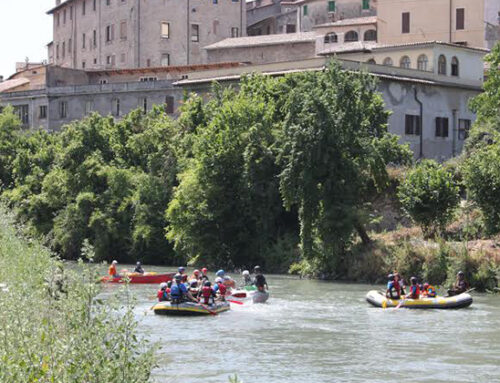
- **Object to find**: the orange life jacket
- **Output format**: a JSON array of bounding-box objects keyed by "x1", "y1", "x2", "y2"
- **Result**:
[{"x1": 108, "y1": 265, "x2": 117, "y2": 277}]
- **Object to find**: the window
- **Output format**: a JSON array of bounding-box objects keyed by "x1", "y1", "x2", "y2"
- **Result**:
[
  {"x1": 324, "y1": 32, "x2": 338, "y2": 44},
  {"x1": 165, "y1": 96, "x2": 175, "y2": 114},
  {"x1": 93, "y1": 0, "x2": 97, "y2": 10},
  {"x1": 56, "y1": 44, "x2": 59, "y2": 59},
  {"x1": 363, "y1": 29, "x2": 377, "y2": 41},
  {"x1": 94, "y1": 58, "x2": 97, "y2": 64},
  {"x1": 139, "y1": 77, "x2": 158, "y2": 82},
  {"x1": 93, "y1": 30, "x2": 97, "y2": 47},
  {"x1": 146, "y1": 59, "x2": 151, "y2": 67},
  {"x1": 106, "y1": 25, "x2": 114, "y2": 42},
  {"x1": 191, "y1": 24, "x2": 199, "y2": 42},
  {"x1": 142, "y1": 98, "x2": 148, "y2": 114},
  {"x1": 106, "y1": 55, "x2": 115, "y2": 66},
  {"x1": 161, "y1": 22, "x2": 170, "y2": 38},
  {"x1": 120, "y1": 21, "x2": 127, "y2": 40},
  {"x1": 417, "y1": 54, "x2": 428, "y2": 71},
  {"x1": 213, "y1": 20, "x2": 219, "y2": 35},
  {"x1": 328, "y1": 1, "x2": 335, "y2": 12},
  {"x1": 82, "y1": 33, "x2": 86, "y2": 49},
  {"x1": 106, "y1": 0, "x2": 111, "y2": 5},
  {"x1": 39, "y1": 105, "x2": 47, "y2": 119},
  {"x1": 435, "y1": 117, "x2": 449, "y2": 137},
  {"x1": 63, "y1": 9, "x2": 66, "y2": 24},
  {"x1": 286, "y1": 24, "x2": 296, "y2": 34},
  {"x1": 59, "y1": 101, "x2": 68, "y2": 118},
  {"x1": 57, "y1": 13, "x2": 60, "y2": 27},
  {"x1": 438, "y1": 55, "x2": 447, "y2": 75},
  {"x1": 458, "y1": 119, "x2": 471, "y2": 140},
  {"x1": 82, "y1": 60, "x2": 86, "y2": 69},
  {"x1": 99, "y1": 79, "x2": 108, "y2": 84},
  {"x1": 161, "y1": 54, "x2": 170, "y2": 67},
  {"x1": 15, "y1": 105, "x2": 29, "y2": 126},
  {"x1": 402, "y1": 12, "x2": 410, "y2": 34},
  {"x1": 82, "y1": 0, "x2": 86, "y2": 15},
  {"x1": 68, "y1": 38, "x2": 72, "y2": 55},
  {"x1": 405, "y1": 115, "x2": 421, "y2": 135},
  {"x1": 303, "y1": 5, "x2": 308, "y2": 16},
  {"x1": 213, "y1": 0, "x2": 218, "y2": 3},
  {"x1": 362, "y1": 0, "x2": 370, "y2": 10},
  {"x1": 451, "y1": 56, "x2": 459, "y2": 76},
  {"x1": 112, "y1": 98, "x2": 120, "y2": 117},
  {"x1": 344, "y1": 31, "x2": 358, "y2": 42},
  {"x1": 231, "y1": 27, "x2": 240, "y2": 37},
  {"x1": 70, "y1": 6, "x2": 73, "y2": 20},
  {"x1": 456, "y1": 8, "x2": 464, "y2": 30},
  {"x1": 383, "y1": 57, "x2": 393, "y2": 66},
  {"x1": 367, "y1": 59, "x2": 376, "y2": 64},
  {"x1": 62, "y1": 41, "x2": 66, "y2": 58},
  {"x1": 400, "y1": 55, "x2": 411, "y2": 69}
]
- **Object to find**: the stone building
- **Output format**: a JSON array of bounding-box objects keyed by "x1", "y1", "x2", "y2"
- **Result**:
[
  {"x1": 377, "y1": 0, "x2": 500, "y2": 49},
  {"x1": 48, "y1": 0, "x2": 246, "y2": 70}
]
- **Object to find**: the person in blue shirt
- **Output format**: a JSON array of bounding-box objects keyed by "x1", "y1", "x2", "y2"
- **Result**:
[
  {"x1": 170, "y1": 274, "x2": 197, "y2": 304},
  {"x1": 386, "y1": 274, "x2": 401, "y2": 300}
]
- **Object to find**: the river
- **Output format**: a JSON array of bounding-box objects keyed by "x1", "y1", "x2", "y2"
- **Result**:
[{"x1": 100, "y1": 267, "x2": 500, "y2": 383}]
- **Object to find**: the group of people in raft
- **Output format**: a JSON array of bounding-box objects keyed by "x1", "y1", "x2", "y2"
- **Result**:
[
  {"x1": 157, "y1": 266, "x2": 268, "y2": 305},
  {"x1": 386, "y1": 271, "x2": 470, "y2": 300}
]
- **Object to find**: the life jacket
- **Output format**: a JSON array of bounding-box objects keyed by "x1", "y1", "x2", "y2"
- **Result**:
[
  {"x1": 408, "y1": 284, "x2": 420, "y2": 299},
  {"x1": 201, "y1": 285, "x2": 213, "y2": 304},
  {"x1": 170, "y1": 284, "x2": 185, "y2": 302},
  {"x1": 157, "y1": 289, "x2": 168, "y2": 302},
  {"x1": 223, "y1": 279, "x2": 236, "y2": 288},
  {"x1": 387, "y1": 281, "x2": 400, "y2": 299},
  {"x1": 108, "y1": 265, "x2": 117, "y2": 277},
  {"x1": 217, "y1": 282, "x2": 227, "y2": 296},
  {"x1": 427, "y1": 285, "x2": 436, "y2": 298}
]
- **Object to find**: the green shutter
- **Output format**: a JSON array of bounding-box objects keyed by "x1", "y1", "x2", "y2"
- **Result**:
[
  {"x1": 303, "y1": 5, "x2": 308, "y2": 15},
  {"x1": 328, "y1": 1, "x2": 335, "y2": 12},
  {"x1": 362, "y1": 0, "x2": 369, "y2": 10}
]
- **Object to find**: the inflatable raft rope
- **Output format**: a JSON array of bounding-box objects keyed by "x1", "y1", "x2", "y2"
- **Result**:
[
  {"x1": 152, "y1": 301, "x2": 230, "y2": 316},
  {"x1": 366, "y1": 290, "x2": 473, "y2": 309}
]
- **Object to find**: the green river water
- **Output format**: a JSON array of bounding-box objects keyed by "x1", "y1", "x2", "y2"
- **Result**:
[{"x1": 100, "y1": 266, "x2": 500, "y2": 383}]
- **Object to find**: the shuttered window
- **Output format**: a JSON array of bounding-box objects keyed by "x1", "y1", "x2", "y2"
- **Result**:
[
  {"x1": 402, "y1": 12, "x2": 410, "y2": 34},
  {"x1": 456, "y1": 8, "x2": 464, "y2": 30}
]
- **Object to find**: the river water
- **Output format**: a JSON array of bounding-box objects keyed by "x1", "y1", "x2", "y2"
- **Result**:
[{"x1": 100, "y1": 267, "x2": 500, "y2": 383}]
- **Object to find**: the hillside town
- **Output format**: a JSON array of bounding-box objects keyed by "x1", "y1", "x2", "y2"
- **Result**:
[{"x1": 0, "y1": 0, "x2": 498, "y2": 159}]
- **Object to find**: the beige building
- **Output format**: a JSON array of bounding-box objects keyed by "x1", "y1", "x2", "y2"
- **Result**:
[
  {"x1": 48, "y1": 0, "x2": 246, "y2": 70},
  {"x1": 377, "y1": 0, "x2": 500, "y2": 49}
]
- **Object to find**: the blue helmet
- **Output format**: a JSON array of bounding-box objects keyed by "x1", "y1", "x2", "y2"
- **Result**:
[
  {"x1": 216, "y1": 269, "x2": 225, "y2": 277},
  {"x1": 178, "y1": 266, "x2": 185, "y2": 273}
]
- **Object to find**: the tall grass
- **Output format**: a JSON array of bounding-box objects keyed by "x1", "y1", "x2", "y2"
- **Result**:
[{"x1": 0, "y1": 208, "x2": 156, "y2": 382}]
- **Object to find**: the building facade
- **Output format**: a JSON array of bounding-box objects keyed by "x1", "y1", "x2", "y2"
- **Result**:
[
  {"x1": 377, "y1": 0, "x2": 500, "y2": 49},
  {"x1": 48, "y1": 0, "x2": 246, "y2": 70}
]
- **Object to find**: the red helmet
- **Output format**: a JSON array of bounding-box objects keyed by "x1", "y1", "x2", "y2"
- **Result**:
[
  {"x1": 194, "y1": 269, "x2": 200, "y2": 276},
  {"x1": 201, "y1": 268, "x2": 208, "y2": 274}
]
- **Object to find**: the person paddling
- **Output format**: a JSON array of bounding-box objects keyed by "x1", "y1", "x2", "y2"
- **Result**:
[
  {"x1": 386, "y1": 274, "x2": 401, "y2": 300},
  {"x1": 157, "y1": 282, "x2": 170, "y2": 302},
  {"x1": 242, "y1": 270, "x2": 252, "y2": 287},
  {"x1": 448, "y1": 271, "x2": 470, "y2": 296},
  {"x1": 198, "y1": 281, "x2": 217, "y2": 306},
  {"x1": 170, "y1": 274, "x2": 197, "y2": 304},
  {"x1": 134, "y1": 261, "x2": 144, "y2": 274},
  {"x1": 406, "y1": 277, "x2": 420, "y2": 299},
  {"x1": 213, "y1": 277, "x2": 227, "y2": 301},
  {"x1": 108, "y1": 260, "x2": 120, "y2": 278},
  {"x1": 253, "y1": 266, "x2": 268, "y2": 292}
]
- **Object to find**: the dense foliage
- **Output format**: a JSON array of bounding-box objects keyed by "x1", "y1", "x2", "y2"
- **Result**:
[
  {"x1": 0, "y1": 207, "x2": 155, "y2": 382},
  {"x1": 0, "y1": 61, "x2": 411, "y2": 274},
  {"x1": 398, "y1": 160, "x2": 460, "y2": 237}
]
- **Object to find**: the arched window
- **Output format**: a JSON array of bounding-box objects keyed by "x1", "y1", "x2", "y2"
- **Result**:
[
  {"x1": 367, "y1": 59, "x2": 376, "y2": 64},
  {"x1": 438, "y1": 55, "x2": 447, "y2": 75},
  {"x1": 363, "y1": 29, "x2": 377, "y2": 41},
  {"x1": 417, "y1": 54, "x2": 428, "y2": 71},
  {"x1": 451, "y1": 56, "x2": 459, "y2": 76},
  {"x1": 400, "y1": 55, "x2": 411, "y2": 69},
  {"x1": 324, "y1": 32, "x2": 338, "y2": 44},
  {"x1": 344, "y1": 30, "x2": 359, "y2": 42},
  {"x1": 383, "y1": 57, "x2": 393, "y2": 66}
]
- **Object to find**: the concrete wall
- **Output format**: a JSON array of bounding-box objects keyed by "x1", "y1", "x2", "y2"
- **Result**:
[
  {"x1": 377, "y1": 0, "x2": 486, "y2": 47},
  {"x1": 51, "y1": 0, "x2": 246, "y2": 70},
  {"x1": 484, "y1": 0, "x2": 500, "y2": 49},
  {"x1": 206, "y1": 41, "x2": 316, "y2": 64}
]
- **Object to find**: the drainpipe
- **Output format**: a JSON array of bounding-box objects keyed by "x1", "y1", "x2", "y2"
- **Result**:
[
  {"x1": 449, "y1": 0, "x2": 452, "y2": 43},
  {"x1": 452, "y1": 109, "x2": 457, "y2": 157},
  {"x1": 414, "y1": 86, "x2": 424, "y2": 159}
]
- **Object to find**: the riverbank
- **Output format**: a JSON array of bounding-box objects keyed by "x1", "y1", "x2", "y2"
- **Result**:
[{"x1": 0, "y1": 207, "x2": 155, "y2": 382}]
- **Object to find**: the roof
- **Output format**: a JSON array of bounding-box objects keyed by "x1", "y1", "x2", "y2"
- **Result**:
[
  {"x1": 86, "y1": 62, "x2": 242, "y2": 76},
  {"x1": 0, "y1": 78, "x2": 30, "y2": 93},
  {"x1": 319, "y1": 40, "x2": 490, "y2": 56},
  {"x1": 8, "y1": 65, "x2": 46, "y2": 80},
  {"x1": 47, "y1": 0, "x2": 75, "y2": 15},
  {"x1": 314, "y1": 16, "x2": 377, "y2": 28},
  {"x1": 204, "y1": 32, "x2": 317, "y2": 50}
]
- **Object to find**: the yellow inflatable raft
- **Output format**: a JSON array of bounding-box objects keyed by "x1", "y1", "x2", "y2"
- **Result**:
[
  {"x1": 152, "y1": 301, "x2": 230, "y2": 316},
  {"x1": 366, "y1": 290, "x2": 473, "y2": 309}
]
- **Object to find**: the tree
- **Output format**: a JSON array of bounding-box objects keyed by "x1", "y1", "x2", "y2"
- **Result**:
[{"x1": 398, "y1": 160, "x2": 460, "y2": 237}]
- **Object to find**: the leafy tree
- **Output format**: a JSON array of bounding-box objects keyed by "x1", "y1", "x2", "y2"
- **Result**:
[
  {"x1": 398, "y1": 160, "x2": 460, "y2": 237},
  {"x1": 0, "y1": 106, "x2": 22, "y2": 189}
]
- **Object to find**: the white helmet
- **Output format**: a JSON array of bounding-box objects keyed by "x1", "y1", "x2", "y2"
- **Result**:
[
  {"x1": 215, "y1": 277, "x2": 223, "y2": 283},
  {"x1": 223, "y1": 275, "x2": 231, "y2": 280},
  {"x1": 112, "y1": 260, "x2": 118, "y2": 265},
  {"x1": 160, "y1": 282, "x2": 167, "y2": 289},
  {"x1": 242, "y1": 270, "x2": 250, "y2": 276}
]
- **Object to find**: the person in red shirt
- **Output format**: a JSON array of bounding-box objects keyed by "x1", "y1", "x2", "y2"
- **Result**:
[{"x1": 108, "y1": 260, "x2": 119, "y2": 278}]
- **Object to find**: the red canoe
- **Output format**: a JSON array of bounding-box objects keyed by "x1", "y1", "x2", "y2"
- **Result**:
[{"x1": 100, "y1": 272, "x2": 175, "y2": 284}]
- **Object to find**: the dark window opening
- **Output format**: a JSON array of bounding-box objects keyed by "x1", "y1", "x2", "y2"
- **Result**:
[
  {"x1": 405, "y1": 114, "x2": 421, "y2": 135},
  {"x1": 402, "y1": 12, "x2": 410, "y2": 34},
  {"x1": 435, "y1": 117, "x2": 449, "y2": 137}
]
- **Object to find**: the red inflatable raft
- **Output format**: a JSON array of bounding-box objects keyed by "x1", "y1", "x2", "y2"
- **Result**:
[{"x1": 101, "y1": 272, "x2": 175, "y2": 284}]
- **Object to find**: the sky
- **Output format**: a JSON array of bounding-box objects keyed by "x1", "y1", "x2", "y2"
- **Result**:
[{"x1": 0, "y1": 0, "x2": 53, "y2": 79}]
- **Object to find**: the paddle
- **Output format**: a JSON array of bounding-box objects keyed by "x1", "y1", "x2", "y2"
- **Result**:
[
  {"x1": 227, "y1": 299, "x2": 243, "y2": 305},
  {"x1": 199, "y1": 303, "x2": 218, "y2": 315}
]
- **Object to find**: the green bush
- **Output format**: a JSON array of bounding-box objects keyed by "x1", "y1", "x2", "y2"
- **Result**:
[
  {"x1": 390, "y1": 241, "x2": 426, "y2": 281},
  {"x1": 0, "y1": 208, "x2": 156, "y2": 382},
  {"x1": 421, "y1": 241, "x2": 450, "y2": 285},
  {"x1": 398, "y1": 160, "x2": 460, "y2": 237}
]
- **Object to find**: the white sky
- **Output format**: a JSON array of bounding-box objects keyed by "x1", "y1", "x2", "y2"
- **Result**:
[{"x1": 0, "y1": 0, "x2": 53, "y2": 79}]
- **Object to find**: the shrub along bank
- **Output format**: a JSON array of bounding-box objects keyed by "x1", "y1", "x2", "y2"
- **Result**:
[{"x1": 0, "y1": 207, "x2": 156, "y2": 383}]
